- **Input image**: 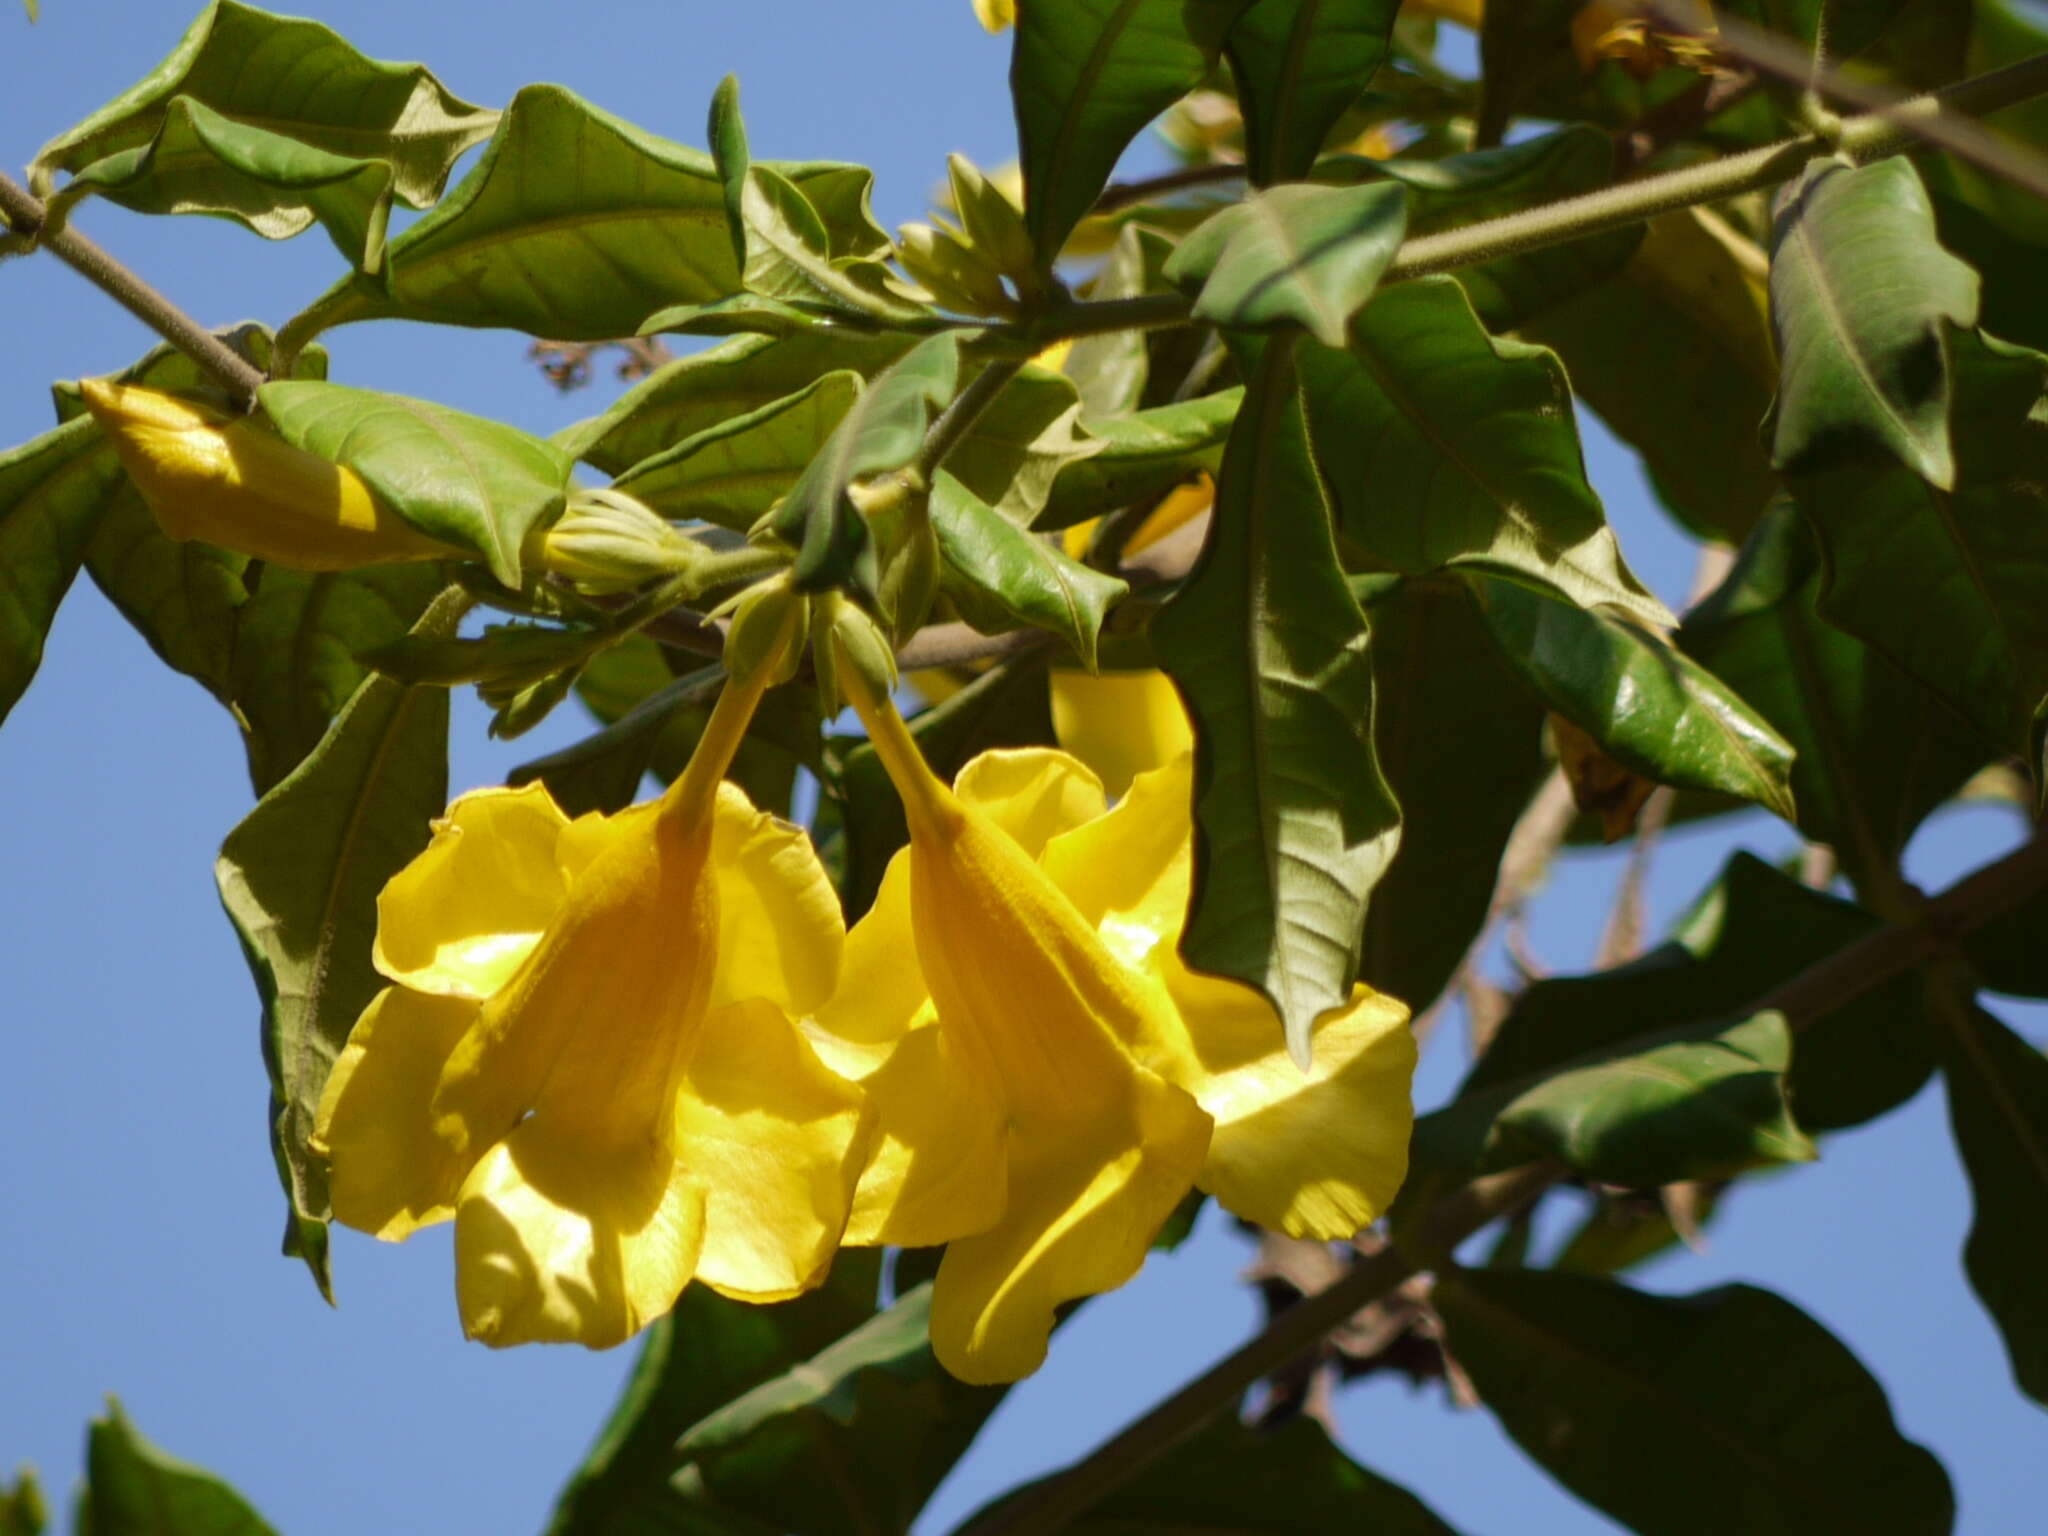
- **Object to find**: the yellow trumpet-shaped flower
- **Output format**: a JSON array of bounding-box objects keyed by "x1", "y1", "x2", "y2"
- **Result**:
[
  {"x1": 78, "y1": 380, "x2": 461, "y2": 571},
  {"x1": 819, "y1": 665, "x2": 1415, "y2": 1383},
  {"x1": 313, "y1": 606, "x2": 870, "y2": 1348}
]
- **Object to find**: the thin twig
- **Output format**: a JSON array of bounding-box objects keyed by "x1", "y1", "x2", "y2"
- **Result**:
[
  {"x1": 914, "y1": 358, "x2": 1025, "y2": 484},
  {"x1": 959, "y1": 826, "x2": 2048, "y2": 1536},
  {"x1": 0, "y1": 170, "x2": 268, "y2": 405}
]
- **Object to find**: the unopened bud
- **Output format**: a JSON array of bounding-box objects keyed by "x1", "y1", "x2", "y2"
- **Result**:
[
  {"x1": 811, "y1": 591, "x2": 898, "y2": 718},
  {"x1": 531, "y1": 488, "x2": 701, "y2": 593},
  {"x1": 725, "y1": 572, "x2": 810, "y2": 689}
]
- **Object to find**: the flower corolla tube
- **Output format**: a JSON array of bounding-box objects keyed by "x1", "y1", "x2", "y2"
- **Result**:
[
  {"x1": 815, "y1": 661, "x2": 1416, "y2": 1384},
  {"x1": 313, "y1": 609, "x2": 870, "y2": 1348}
]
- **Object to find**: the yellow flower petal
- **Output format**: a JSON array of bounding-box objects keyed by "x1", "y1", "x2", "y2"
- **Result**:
[
  {"x1": 972, "y1": 0, "x2": 1015, "y2": 32},
  {"x1": 951, "y1": 747, "x2": 1106, "y2": 857},
  {"x1": 455, "y1": 1119, "x2": 706, "y2": 1349},
  {"x1": 812, "y1": 852, "x2": 927, "y2": 1048},
  {"x1": 373, "y1": 783, "x2": 569, "y2": 1000},
  {"x1": 675, "y1": 997, "x2": 873, "y2": 1302},
  {"x1": 312, "y1": 986, "x2": 479, "y2": 1241},
  {"x1": 1041, "y1": 751, "x2": 1194, "y2": 956},
  {"x1": 708, "y1": 783, "x2": 843, "y2": 1016},
  {"x1": 842, "y1": 1021, "x2": 1009, "y2": 1248},
  {"x1": 929, "y1": 1068, "x2": 1208, "y2": 1384},
  {"x1": 1163, "y1": 964, "x2": 1415, "y2": 1239},
  {"x1": 1048, "y1": 670, "x2": 1194, "y2": 799}
]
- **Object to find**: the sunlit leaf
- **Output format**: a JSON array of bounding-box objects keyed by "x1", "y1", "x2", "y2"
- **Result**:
[
  {"x1": 216, "y1": 589, "x2": 457, "y2": 1293},
  {"x1": 81, "y1": 1398, "x2": 277, "y2": 1536},
  {"x1": 1768, "y1": 157, "x2": 1979, "y2": 486},
  {"x1": 1437, "y1": 1270, "x2": 1954, "y2": 1536},
  {"x1": 1032, "y1": 388, "x2": 1240, "y2": 532},
  {"x1": 1154, "y1": 336, "x2": 1397, "y2": 1064},
  {"x1": 0, "y1": 417, "x2": 124, "y2": 727},
  {"x1": 944, "y1": 362, "x2": 1102, "y2": 524}
]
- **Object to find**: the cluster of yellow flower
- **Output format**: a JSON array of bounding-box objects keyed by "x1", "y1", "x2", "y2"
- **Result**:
[{"x1": 84, "y1": 379, "x2": 1417, "y2": 1385}]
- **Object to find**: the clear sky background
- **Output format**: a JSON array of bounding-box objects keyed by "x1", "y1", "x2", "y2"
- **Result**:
[{"x1": 3, "y1": 3, "x2": 2043, "y2": 1532}]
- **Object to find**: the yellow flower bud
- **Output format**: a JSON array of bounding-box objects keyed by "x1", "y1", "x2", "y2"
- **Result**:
[
  {"x1": 78, "y1": 379, "x2": 461, "y2": 571},
  {"x1": 723, "y1": 573, "x2": 810, "y2": 690},
  {"x1": 530, "y1": 487, "x2": 701, "y2": 593},
  {"x1": 812, "y1": 591, "x2": 898, "y2": 719}
]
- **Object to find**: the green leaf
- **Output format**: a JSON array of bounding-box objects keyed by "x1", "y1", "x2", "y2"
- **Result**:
[
  {"x1": 1335, "y1": 126, "x2": 1645, "y2": 329},
  {"x1": 546, "y1": 1255, "x2": 883, "y2": 1536},
  {"x1": 555, "y1": 331, "x2": 913, "y2": 475},
  {"x1": 1519, "y1": 209, "x2": 1779, "y2": 544},
  {"x1": 1768, "y1": 157, "x2": 1980, "y2": 486},
  {"x1": 279, "y1": 85, "x2": 887, "y2": 350},
  {"x1": 1936, "y1": 1002, "x2": 2048, "y2": 1404},
  {"x1": 511, "y1": 666, "x2": 724, "y2": 819},
  {"x1": 773, "y1": 333, "x2": 959, "y2": 594},
  {"x1": 230, "y1": 564, "x2": 444, "y2": 795},
  {"x1": 1226, "y1": 0, "x2": 1402, "y2": 184},
  {"x1": 1474, "y1": 0, "x2": 1582, "y2": 147},
  {"x1": 740, "y1": 164, "x2": 931, "y2": 324},
  {"x1": 638, "y1": 292, "x2": 849, "y2": 341},
  {"x1": 257, "y1": 381, "x2": 572, "y2": 587},
  {"x1": 1679, "y1": 503, "x2": 1986, "y2": 895},
  {"x1": 611, "y1": 371, "x2": 860, "y2": 529},
  {"x1": 832, "y1": 653, "x2": 1054, "y2": 916},
  {"x1": 1421, "y1": 1009, "x2": 1816, "y2": 1185},
  {"x1": 1465, "y1": 571, "x2": 1796, "y2": 818},
  {"x1": 0, "y1": 417, "x2": 125, "y2": 727},
  {"x1": 1436, "y1": 1270, "x2": 1954, "y2": 1536},
  {"x1": 1454, "y1": 851, "x2": 1934, "y2": 1135},
  {"x1": 29, "y1": 0, "x2": 492, "y2": 212},
  {"x1": 44, "y1": 97, "x2": 401, "y2": 274},
  {"x1": 1063, "y1": 224, "x2": 1174, "y2": 416},
  {"x1": 81, "y1": 1398, "x2": 278, "y2": 1536},
  {"x1": 660, "y1": 1283, "x2": 1005, "y2": 1536},
  {"x1": 944, "y1": 362, "x2": 1102, "y2": 524},
  {"x1": 1164, "y1": 181, "x2": 1408, "y2": 348},
  {"x1": 1298, "y1": 275, "x2": 1670, "y2": 628},
  {"x1": 216, "y1": 589, "x2": 456, "y2": 1296},
  {"x1": 1154, "y1": 336, "x2": 1397, "y2": 1064},
  {"x1": 1553, "y1": 1183, "x2": 1729, "y2": 1278},
  {"x1": 1792, "y1": 330, "x2": 2048, "y2": 753},
  {"x1": 1032, "y1": 388, "x2": 1239, "y2": 532},
  {"x1": 972, "y1": 1415, "x2": 1461, "y2": 1534},
  {"x1": 1729, "y1": 0, "x2": 1914, "y2": 59},
  {"x1": 0, "y1": 1466, "x2": 45, "y2": 1536},
  {"x1": 932, "y1": 472, "x2": 1127, "y2": 669},
  {"x1": 1357, "y1": 575, "x2": 1547, "y2": 1011},
  {"x1": 707, "y1": 74, "x2": 750, "y2": 273},
  {"x1": 1011, "y1": 0, "x2": 1254, "y2": 265}
]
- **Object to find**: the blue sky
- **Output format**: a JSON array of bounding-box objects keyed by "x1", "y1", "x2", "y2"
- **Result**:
[{"x1": 3, "y1": 3, "x2": 2042, "y2": 1532}]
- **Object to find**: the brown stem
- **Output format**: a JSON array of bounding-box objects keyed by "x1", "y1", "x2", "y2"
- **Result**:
[{"x1": 0, "y1": 170, "x2": 268, "y2": 405}]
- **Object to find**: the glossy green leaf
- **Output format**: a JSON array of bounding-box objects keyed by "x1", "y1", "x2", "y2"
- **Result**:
[
  {"x1": 1456, "y1": 851, "x2": 1933, "y2": 1135},
  {"x1": 1937, "y1": 1003, "x2": 2048, "y2": 1404},
  {"x1": 546, "y1": 1255, "x2": 883, "y2": 1536},
  {"x1": 656, "y1": 1283, "x2": 1004, "y2": 1536},
  {"x1": 257, "y1": 381, "x2": 571, "y2": 587},
  {"x1": 511, "y1": 666, "x2": 723, "y2": 819},
  {"x1": 216, "y1": 588, "x2": 455, "y2": 1294},
  {"x1": 1357, "y1": 574, "x2": 1546, "y2": 1012},
  {"x1": 972, "y1": 1415, "x2": 1461, "y2": 1534},
  {"x1": 1793, "y1": 330, "x2": 2048, "y2": 754},
  {"x1": 772, "y1": 333, "x2": 958, "y2": 593},
  {"x1": 932, "y1": 472, "x2": 1127, "y2": 669},
  {"x1": 1333, "y1": 126, "x2": 1645, "y2": 329},
  {"x1": 80, "y1": 1398, "x2": 277, "y2": 1536},
  {"x1": 1164, "y1": 180, "x2": 1408, "y2": 348},
  {"x1": 1768, "y1": 157, "x2": 1979, "y2": 486},
  {"x1": 29, "y1": 0, "x2": 493, "y2": 214},
  {"x1": 1436, "y1": 1270, "x2": 1955, "y2": 1536},
  {"x1": 555, "y1": 330, "x2": 912, "y2": 475},
  {"x1": 44, "y1": 98, "x2": 401, "y2": 274},
  {"x1": 1032, "y1": 388, "x2": 1239, "y2": 532},
  {"x1": 1298, "y1": 276, "x2": 1669, "y2": 628},
  {"x1": 1154, "y1": 336, "x2": 1397, "y2": 1064},
  {"x1": 1679, "y1": 503, "x2": 1985, "y2": 895},
  {"x1": 1466, "y1": 571, "x2": 1796, "y2": 818},
  {"x1": 741, "y1": 163, "x2": 931, "y2": 324},
  {"x1": 279, "y1": 85, "x2": 885, "y2": 350},
  {"x1": 1421, "y1": 1009, "x2": 1816, "y2": 1185},
  {"x1": 833, "y1": 653, "x2": 1055, "y2": 916},
  {"x1": 610, "y1": 371, "x2": 860, "y2": 529},
  {"x1": 945, "y1": 362, "x2": 1101, "y2": 524},
  {"x1": 1011, "y1": 0, "x2": 1254, "y2": 264},
  {"x1": 1520, "y1": 209, "x2": 1779, "y2": 544},
  {"x1": 1226, "y1": 0, "x2": 1401, "y2": 184},
  {"x1": 0, "y1": 416, "x2": 124, "y2": 727}
]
